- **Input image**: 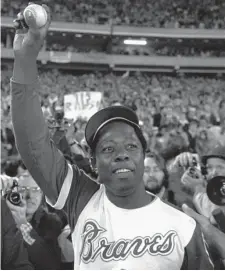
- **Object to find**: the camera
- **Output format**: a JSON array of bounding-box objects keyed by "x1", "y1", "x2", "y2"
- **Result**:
[
  {"x1": 188, "y1": 157, "x2": 200, "y2": 179},
  {"x1": 207, "y1": 176, "x2": 225, "y2": 206},
  {"x1": 4, "y1": 179, "x2": 22, "y2": 206}
]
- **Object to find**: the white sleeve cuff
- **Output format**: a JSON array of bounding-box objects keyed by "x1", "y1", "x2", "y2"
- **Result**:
[{"x1": 46, "y1": 163, "x2": 73, "y2": 210}]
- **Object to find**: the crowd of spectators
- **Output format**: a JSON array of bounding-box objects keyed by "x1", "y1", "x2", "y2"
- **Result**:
[
  {"x1": 2, "y1": 65, "x2": 225, "y2": 169},
  {"x1": 1, "y1": 0, "x2": 225, "y2": 28}
]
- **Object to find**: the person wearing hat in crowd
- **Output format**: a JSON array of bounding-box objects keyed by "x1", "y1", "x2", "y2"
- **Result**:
[
  {"x1": 172, "y1": 145, "x2": 225, "y2": 269},
  {"x1": 10, "y1": 5, "x2": 214, "y2": 269},
  {"x1": 172, "y1": 144, "x2": 225, "y2": 220}
]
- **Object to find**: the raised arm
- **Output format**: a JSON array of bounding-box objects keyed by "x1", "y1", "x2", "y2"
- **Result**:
[
  {"x1": 10, "y1": 5, "x2": 99, "y2": 214},
  {"x1": 11, "y1": 7, "x2": 70, "y2": 206}
]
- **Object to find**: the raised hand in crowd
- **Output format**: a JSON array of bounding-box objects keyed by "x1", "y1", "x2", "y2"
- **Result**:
[
  {"x1": 0, "y1": 174, "x2": 18, "y2": 195},
  {"x1": 181, "y1": 167, "x2": 205, "y2": 195},
  {"x1": 171, "y1": 152, "x2": 201, "y2": 169}
]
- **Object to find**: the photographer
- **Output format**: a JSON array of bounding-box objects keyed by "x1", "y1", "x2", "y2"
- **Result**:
[
  {"x1": 172, "y1": 144, "x2": 225, "y2": 220},
  {"x1": 1, "y1": 173, "x2": 67, "y2": 269},
  {"x1": 171, "y1": 145, "x2": 225, "y2": 269}
]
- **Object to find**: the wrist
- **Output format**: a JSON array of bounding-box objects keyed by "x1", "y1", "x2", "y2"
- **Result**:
[{"x1": 17, "y1": 219, "x2": 29, "y2": 227}]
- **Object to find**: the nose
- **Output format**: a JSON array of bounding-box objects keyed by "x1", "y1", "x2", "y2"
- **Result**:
[
  {"x1": 115, "y1": 151, "x2": 129, "y2": 162},
  {"x1": 22, "y1": 190, "x2": 31, "y2": 200}
]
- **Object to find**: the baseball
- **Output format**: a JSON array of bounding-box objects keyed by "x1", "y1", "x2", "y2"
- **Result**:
[{"x1": 23, "y1": 4, "x2": 47, "y2": 28}]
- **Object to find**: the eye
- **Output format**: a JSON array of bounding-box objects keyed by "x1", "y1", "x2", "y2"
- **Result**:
[
  {"x1": 153, "y1": 167, "x2": 161, "y2": 173},
  {"x1": 127, "y1": 143, "x2": 138, "y2": 150},
  {"x1": 102, "y1": 146, "x2": 114, "y2": 153}
]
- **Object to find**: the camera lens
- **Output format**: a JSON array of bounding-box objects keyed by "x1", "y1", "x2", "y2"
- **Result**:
[
  {"x1": 9, "y1": 192, "x2": 21, "y2": 205},
  {"x1": 207, "y1": 176, "x2": 225, "y2": 206},
  {"x1": 220, "y1": 183, "x2": 225, "y2": 196}
]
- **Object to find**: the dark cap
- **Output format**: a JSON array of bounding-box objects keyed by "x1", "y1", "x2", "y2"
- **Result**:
[
  {"x1": 202, "y1": 144, "x2": 225, "y2": 165},
  {"x1": 85, "y1": 105, "x2": 147, "y2": 151}
]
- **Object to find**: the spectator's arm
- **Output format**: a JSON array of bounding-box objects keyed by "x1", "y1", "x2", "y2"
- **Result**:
[
  {"x1": 183, "y1": 204, "x2": 225, "y2": 263},
  {"x1": 181, "y1": 222, "x2": 214, "y2": 269},
  {"x1": 193, "y1": 190, "x2": 218, "y2": 218}
]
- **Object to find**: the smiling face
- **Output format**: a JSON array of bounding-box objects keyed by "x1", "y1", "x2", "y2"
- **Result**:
[{"x1": 94, "y1": 121, "x2": 145, "y2": 197}]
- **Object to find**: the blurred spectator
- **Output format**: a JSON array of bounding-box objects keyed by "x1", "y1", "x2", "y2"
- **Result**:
[
  {"x1": 143, "y1": 152, "x2": 176, "y2": 204},
  {"x1": 196, "y1": 129, "x2": 214, "y2": 157},
  {"x1": 186, "y1": 119, "x2": 199, "y2": 153},
  {"x1": 1, "y1": 197, "x2": 33, "y2": 270}
]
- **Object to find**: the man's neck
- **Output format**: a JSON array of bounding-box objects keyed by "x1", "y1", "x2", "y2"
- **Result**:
[
  {"x1": 105, "y1": 186, "x2": 153, "y2": 209},
  {"x1": 157, "y1": 186, "x2": 166, "y2": 199}
]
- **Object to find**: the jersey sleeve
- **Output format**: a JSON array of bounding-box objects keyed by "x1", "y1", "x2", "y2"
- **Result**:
[{"x1": 11, "y1": 79, "x2": 99, "y2": 220}]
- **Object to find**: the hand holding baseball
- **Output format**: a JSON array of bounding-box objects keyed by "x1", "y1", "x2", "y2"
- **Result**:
[{"x1": 13, "y1": 3, "x2": 51, "y2": 60}]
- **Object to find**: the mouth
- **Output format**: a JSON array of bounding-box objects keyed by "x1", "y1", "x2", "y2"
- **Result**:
[{"x1": 113, "y1": 168, "x2": 133, "y2": 174}]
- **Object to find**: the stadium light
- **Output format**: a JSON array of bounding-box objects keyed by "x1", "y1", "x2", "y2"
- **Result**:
[{"x1": 123, "y1": 39, "x2": 147, "y2": 45}]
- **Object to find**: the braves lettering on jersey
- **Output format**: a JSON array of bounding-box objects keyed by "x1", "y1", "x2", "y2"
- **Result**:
[{"x1": 11, "y1": 80, "x2": 214, "y2": 270}]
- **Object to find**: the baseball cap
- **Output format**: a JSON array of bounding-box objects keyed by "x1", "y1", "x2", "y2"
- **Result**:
[
  {"x1": 202, "y1": 144, "x2": 225, "y2": 165},
  {"x1": 85, "y1": 106, "x2": 147, "y2": 151}
]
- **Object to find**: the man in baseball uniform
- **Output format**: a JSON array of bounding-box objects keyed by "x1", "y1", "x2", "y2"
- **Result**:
[{"x1": 10, "y1": 5, "x2": 214, "y2": 269}]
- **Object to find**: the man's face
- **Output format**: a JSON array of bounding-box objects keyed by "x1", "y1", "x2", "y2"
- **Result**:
[
  {"x1": 18, "y1": 174, "x2": 42, "y2": 218},
  {"x1": 206, "y1": 157, "x2": 225, "y2": 180},
  {"x1": 95, "y1": 122, "x2": 145, "y2": 197},
  {"x1": 143, "y1": 157, "x2": 165, "y2": 194}
]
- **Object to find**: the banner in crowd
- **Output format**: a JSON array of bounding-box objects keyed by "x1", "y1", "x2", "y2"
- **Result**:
[{"x1": 64, "y1": 92, "x2": 102, "y2": 121}]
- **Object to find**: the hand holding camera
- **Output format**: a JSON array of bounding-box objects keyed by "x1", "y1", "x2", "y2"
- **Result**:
[
  {"x1": 171, "y1": 152, "x2": 201, "y2": 170},
  {"x1": 181, "y1": 167, "x2": 205, "y2": 195},
  {"x1": 6, "y1": 197, "x2": 27, "y2": 227},
  {"x1": 3, "y1": 179, "x2": 28, "y2": 227}
]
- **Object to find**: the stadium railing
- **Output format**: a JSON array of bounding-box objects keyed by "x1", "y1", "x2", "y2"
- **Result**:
[
  {"x1": 2, "y1": 16, "x2": 225, "y2": 39},
  {"x1": 2, "y1": 48, "x2": 225, "y2": 73}
]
